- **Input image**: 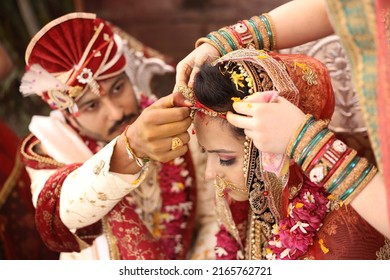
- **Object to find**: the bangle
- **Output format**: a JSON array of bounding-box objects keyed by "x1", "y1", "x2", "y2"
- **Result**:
[
  {"x1": 122, "y1": 125, "x2": 149, "y2": 168},
  {"x1": 195, "y1": 37, "x2": 223, "y2": 55},
  {"x1": 285, "y1": 114, "x2": 315, "y2": 158},
  {"x1": 259, "y1": 13, "x2": 276, "y2": 50}
]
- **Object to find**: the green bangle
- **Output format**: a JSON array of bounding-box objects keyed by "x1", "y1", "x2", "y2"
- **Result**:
[
  {"x1": 219, "y1": 29, "x2": 238, "y2": 51},
  {"x1": 207, "y1": 34, "x2": 227, "y2": 55},
  {"x1": 327, "y1": 156, "x2": 360, "y2": 193},
  {"x1": 259, "y1": 15, "x2": 274, "y2": 50},
  {"x1": 339, "y1": 164, "x2": 373, "y2": 201},
  {"x1": 248, "y1": 19, "x2": 264, "y2": 49}
]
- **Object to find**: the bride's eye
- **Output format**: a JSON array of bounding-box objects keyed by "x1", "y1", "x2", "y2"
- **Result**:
[{"x1": 220, "y1": 158, "x2": 236, "y2": 166}]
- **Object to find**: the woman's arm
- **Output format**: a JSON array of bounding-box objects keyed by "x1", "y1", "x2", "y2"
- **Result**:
[
  {"x1": 227, "y1": 94, "x2": 390, "y2": 238},
  {"x1": 269, "y1": 0, "x2": 333, "y2": 49},
  {"x1": 175, "y1": 0, "x2": 334, "y2": 88}
]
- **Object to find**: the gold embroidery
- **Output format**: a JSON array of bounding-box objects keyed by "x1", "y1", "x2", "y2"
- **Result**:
[
  {"x1": 20, "y1": 134, "x2": 64, "y2": 167},
  {"x1": 376, "y1": 238, "x2": 390, "y2": 260},
  {"x1": 294, "y1": 61, "x2": 318, "y2": 86}
]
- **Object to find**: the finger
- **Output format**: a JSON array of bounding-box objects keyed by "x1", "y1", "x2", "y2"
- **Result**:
[
  {"x1": 150, "y1": 133, "x2": 190, "y2": 162},
  {"x1": 243, "y1": 90, "x2": 279, "y2": 103},
  {"x1": 188, "y1": 65, "x2": 201, "y2": 89},
  {"x1": 146, "y1": 108, "x2": 191, "y2": 126},
  {"x1": 155, "y1": 145, "x2": 189, "y2": 163},
  {"x1": 188, "y1": 53, "x2": 214, "y2": 88},
  {"x1": 146, "y1": 94, "x2": 175, "y2": 110},
  {"x1": 168, "y1": 132, "x2": 191, "y2": 151},
  {"x1": 146, "y1": 116, "x2": 192, "y2": 137},
  {"x1": 226, "y1": 111, "x2": 253, "y2": 130},
  {"x1": 231, "y1": 101, "x2": 258, "y2": 117},
  {"x1": 175, "y1": 60, "x2": 193, "y2": 87}
]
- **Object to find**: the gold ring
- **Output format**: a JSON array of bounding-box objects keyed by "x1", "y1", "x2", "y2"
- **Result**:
[{"x1": 171, "y1": 137, "x2": 183, "y2": 151}]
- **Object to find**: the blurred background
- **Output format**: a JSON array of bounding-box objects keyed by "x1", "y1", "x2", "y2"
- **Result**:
[{"x1": 0, "y1": 0, "x2": 289, "y2": 138}]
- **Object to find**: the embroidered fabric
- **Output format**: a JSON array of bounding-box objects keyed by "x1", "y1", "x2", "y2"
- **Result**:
[{"x1": 208, "y1": 49, "x2": 387, "y2": 259}]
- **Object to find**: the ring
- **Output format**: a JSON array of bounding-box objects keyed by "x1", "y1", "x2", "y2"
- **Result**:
[{"x1": 171, "y1": 137, "x2": 183, "y2": 151}]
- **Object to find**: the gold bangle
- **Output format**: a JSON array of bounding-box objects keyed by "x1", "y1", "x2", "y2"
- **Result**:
[
  {"x1": 122, "y1": 125, "x2": 149, "y2": 168},
  {"x1": 301, "y1": 130, "x2": 334, "y2": 172},
  {"x1": 250, "y1": 16, "x2": 269, "y2": 50},
  {"x1": 262, "y1": 13, "x2": 277, "y2": 50},
  {"x1": 292, "y1": 119, "x2": 328, "y2": 163},
  {"x1": 195, "y1": 37, "x2": 214, "y2": 48},
  {"x1": 323, "y1": 150, "x2": 357, "y2": 191},
  {"x1": 332, "y1": 157, "x2": 368, "y2": 199},
  {"x1": 219, "y1": 27, "x2": 241, "y2": 50},
  {"x1": 210, "y1": 31, "x2": 234, "y2": 53},
  {"x1": 285, "y1": 114, "x2": 313, "y2": 158}
]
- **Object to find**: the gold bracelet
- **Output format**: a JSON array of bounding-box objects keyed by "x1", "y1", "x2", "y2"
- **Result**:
[{"x1": 122, "y1": 125, "x2": 149, "y2": 168}]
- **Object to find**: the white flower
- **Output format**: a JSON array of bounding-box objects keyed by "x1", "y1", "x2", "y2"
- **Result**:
[
  {"x1": 174, "y1": 157, "x2": 184, "y2": 165},
  {"x1": 179, "y1": 202, "x2": 193, "y2": 215},
  {"x1": 171, "y1": 182, "x2": 184, "y2": 192},
  {"x1": 303, "y1": 191, "x2": 315, "y2": 203},
  {"x1": 290, "y1": 221, "x2": 310, "y2": 233},
  {"x1": 326, "y1": 200, "x2": 332, "y2": 211},
  {"x1": 185, "y1": 177, "x2": 193, "y2": 187},
  {"x1": 288, "y1": 202, "x2": 295, "y2": 218},
  {"x1": 268, "y1": 238, "x2": 282, "y2": 248},
  {"x1": 236, "y1": 250, "x2": 244, "y2": 260},
  {"x1": 174, "y1": 243, "x2": 183, "y2": 254},
  {"x1": 181, "y1": 169, "x2": 189, "y2": 177},
  {"x1": 280, "y1": 248, "x2": 291, "y2": 259},
  {"x1": 266, "y1": 252, "x2": 276, "y2": 260},
  {"x1": 165, "y1": 205, "x2": 178, "y2": 212},
  {"x1": 77, "y1": 68, "x2": 93, "y2": 84},
  {"x1": 215, "y1": 247, "x2": 228, "y2": 257}
]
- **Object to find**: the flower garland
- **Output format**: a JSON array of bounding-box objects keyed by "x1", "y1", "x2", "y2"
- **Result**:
[
  {"x1": 136, "y1": 92, "x2": 197, "y2": 259},
  {"x1": 215, "y1": 178, "x2": 330, "y2": 260},
  {"x1": 266, "y1": 179, "x2": 329, "y2": 260}
]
